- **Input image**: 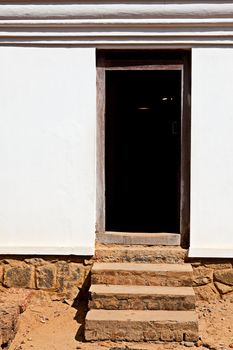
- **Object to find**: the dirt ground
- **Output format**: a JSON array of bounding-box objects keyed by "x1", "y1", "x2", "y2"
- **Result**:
[{"x1": 8, "y1": 293, "x2": 233, "y2": 350}]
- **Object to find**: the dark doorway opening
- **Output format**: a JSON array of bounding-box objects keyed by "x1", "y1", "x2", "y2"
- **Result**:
[{"x1": 105, "y1": 69, "x2": 182, "y2": 233}]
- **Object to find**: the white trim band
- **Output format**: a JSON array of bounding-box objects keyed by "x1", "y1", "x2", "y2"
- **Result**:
[
  {"x1": 1, "y1": 3, "x2": 233, "y2": 20},
  {"x1": 0, "y1": 246, "x2": 94, "y2": 256},
  {"x1": 189, "y1": 247, "x2": 233, "y2": 258}
]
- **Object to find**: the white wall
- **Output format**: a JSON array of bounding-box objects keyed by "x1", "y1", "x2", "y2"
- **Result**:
[
  {"x1": 0, "y1": 47, "x2": 96, "y2": 255},
  {"x1": 190, "y1": 48, "x2": 233, "y2": 257}
]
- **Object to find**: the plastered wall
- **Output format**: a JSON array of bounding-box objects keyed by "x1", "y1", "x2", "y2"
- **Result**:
[
  {"x1": 0, "y1": 47, "x2": 96, "y2": 255},
  {"x1": 190, "y1": 48, "x2": 233, "y2": 257},
  {"x1": 1, "y1": 46, "x2": 233, "y2": 258}
]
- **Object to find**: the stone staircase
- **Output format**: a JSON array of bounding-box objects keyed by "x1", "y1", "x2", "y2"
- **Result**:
[{"x1": 85, "y1": 240, "x2": 198, "y2": 343}]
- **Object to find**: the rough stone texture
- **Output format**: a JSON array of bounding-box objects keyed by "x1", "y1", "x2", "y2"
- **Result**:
[
  {"x1": 0, "y1": 249, "x2": 232, "y2": 309},
  {"x1": 0, "y1": 304, "x2": 20, "y2": 348},
  {"x1": 85, "y1": 310, "x2": 199, "y2": 342},
  {"x1": 24, "y1": 258, "x2": 50, "y2": 267},
  {"x1": 0, "y1": 288, "x2": 32, "y2": 349},
  {"x1": 57, "y1": 261, "x2": 87, "y2": 299},
  {"x1": 214, "y1": 269, "x2": 233, "y2": 286},
  {"x1": 89, "y1": 285, "x2": 196, "y2": 311},
  {"x1": 193, "y1": 267, "x2": 213, "y2": 286},
  {"x1": 193, "y1": 284, "x2": 219, "y2": 302},
  {"x1": 203, "y1": 263, "x2": 232, "y2": 270},
  {"x1": 190, "y1": 260, "x2": 233, "y2": 299},
  {"x1": 95, "y1": 243, "x2": 187, "y2": 264},
  {"x1": 4, "y1": 265, "x2": 35, "y2": 289},
  {"x1": 92, "y1": 263, "x2": 193, "y2": 287},
  {"x1": 86, "y1": 260, "x2": 198, "y2": 342},
  {"x1": 36, "y1": 264, "x2": 57, "y2": 290},
  {"x1": 0, "y1": 258, "x2": 92, "y2": 301},
  {"x1": 215, "y1": 281, "x2": 233, "y2": 294}
]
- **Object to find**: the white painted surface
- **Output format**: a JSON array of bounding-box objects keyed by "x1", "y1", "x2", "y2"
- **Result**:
[
  {"x1": 190, "y1": 48, "x2": 233, "y2": 257},
  {"x1": 0, "y1": 47, "x2": 96, "y2": 255},
  {"x1": 1, "y1": 2, "x2": 233, "y2": 46},
  {"x1": 189, "y1": 248, "x2": 233, "y2": 259},
  {"x1": 1, "y1": 3, "x2": 233, "y2": 19}
]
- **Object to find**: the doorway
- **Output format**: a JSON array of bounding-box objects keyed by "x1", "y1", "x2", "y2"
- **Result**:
[
  {"x1": 105, "y1": 69, "x2": 181, "y2": 233},
  {"x1": 96, "y1": 51, "x2": 191, "y2": 243}
]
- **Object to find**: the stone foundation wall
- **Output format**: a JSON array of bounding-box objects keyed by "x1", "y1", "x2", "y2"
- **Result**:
[
  {"x1": 0, "y1": 256, "x2": 93, "y2": 301},
  {"x1": 1, "y1": 254, "x2": 233, "y2": 303},
  {"x1": 190, "y1": 260, "x2": 233, "y2": 301}
]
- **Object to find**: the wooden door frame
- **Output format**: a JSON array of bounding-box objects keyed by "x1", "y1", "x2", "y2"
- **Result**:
[{"x1": 96, "y1": 50, "x2": 191, "y2": 247}]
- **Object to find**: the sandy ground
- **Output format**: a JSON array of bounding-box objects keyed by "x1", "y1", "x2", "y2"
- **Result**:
[{"x1": 8, "y1": 293, "x2": 233, "y2": 350}]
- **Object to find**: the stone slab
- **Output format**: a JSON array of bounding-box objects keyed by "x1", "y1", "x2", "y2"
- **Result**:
[
  {"x1": 85, "y1": 309, "x2": 198, "y2": 342},
  {"x1": 4, "y1": 265, "x2": 35, "y2": 289},
  {"x1": 93, "y1": 262, "x2": 193, "y2": 272},
  {"x1": 91, "y1": 263, "x2": 193, "y2": 287},
  {"x1": 214, "y1": 269, "x2": 233, "y2": 286},
  {"x1": 89, "y1": 284, "x2": 196, "y2": 310},
  {"x1": 96, "y1": 232, "x2": 181, "y2": 246},
  {"x1": 95, "y1": 243, "x2": 187, "y2": 264}
]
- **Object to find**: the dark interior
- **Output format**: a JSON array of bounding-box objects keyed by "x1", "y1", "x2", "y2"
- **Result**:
[{"x1": 105, "y1": 70, "x2": 181, "y2": 233}]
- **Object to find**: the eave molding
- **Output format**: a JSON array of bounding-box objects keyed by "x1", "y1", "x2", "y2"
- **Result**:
[
  {"x1": 2, "y1": 18, "x2": 233, "y2": 28},
  {"x1": 2, "y1": 3, "x2": 233, "y2": 20},
  {"x1": 1, "y1": 2, "x2": 233, "y2": 46}
]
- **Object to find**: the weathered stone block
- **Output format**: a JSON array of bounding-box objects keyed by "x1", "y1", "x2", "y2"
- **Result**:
[
  {"x1": 160, "y1": 330, "x2": 176, "y2": 341},
  {"x1": 69, "y1": 263, "x2": 84, "y2": 283},
  {"x1": 95, "y1": 244, "x2": 187, "y2": 264},
  {"x1": 24, "y1": 258, "x2": 48, "y2": 267},
  {"x1": 85, "y1": 309, "x2": 198, "y2": 342},
  {"x1": 193, "y1": 284, "x2": 219, "y2": 301},
  {"x1": 204, "y1": 263, "x2": 232, "y2": 270},
  {"x1": 96, "y1": 232, "x2": 180, "y2": 246},
  {"x1": 89, "y1": 285, "x2": 196, "y2": 311},
  {"x1": 36, "y1": 264, "x2": 57, "y2": 290},
  {"x1": 143, "y1": 330, "x2": 160, "y2": 341},
  {"x1": 214, "y1": 269, "x2": 233, "y2": 286},
  {"x1": 215, "y1": 281, "x2": 233, "y2": 294},
  {"x1": 193, "y1": 267, "x2": 213, "y2": 286},
  {"x1": 57, "y1": 261, "x2": 86, "y2": 299},
  {"x1": 173, "y1": 331, "x2": 183, "y2": 342},
  {"x1": 4, "y1": 266, "x2": 35, "y2": 289},
  {"x1": 184, "y1": 331, "x2": 199, "y2": 342},
  {"x1": 92, "y1": 263, "x2": 193, "y2": 287}
]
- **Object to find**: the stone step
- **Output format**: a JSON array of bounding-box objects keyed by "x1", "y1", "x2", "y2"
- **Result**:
[
  {"x1": 91, "y1": 262, "x2": 193, "y2": 287},
  {"x1": 95, "y1": 243, "x2": 187, "y2": 264},
  {"x1": 85, "y1": 309, "x2": 198, "y2": 342},
  {"x1": 89, "y1": 285, "x2": 196, "y2": 311},
  {"x1": 96, "y1": 232, "x2": 180, "y2": 246}
]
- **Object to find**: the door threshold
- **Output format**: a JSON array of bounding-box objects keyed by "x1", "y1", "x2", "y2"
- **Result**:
[{"x1": 96, "y1": 231, "x2": 180, "y2": 246}]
